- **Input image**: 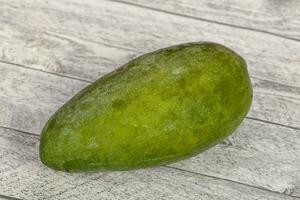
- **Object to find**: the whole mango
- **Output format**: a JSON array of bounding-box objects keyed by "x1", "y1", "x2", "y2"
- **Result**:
[{"x1": 40, "y1": 42, "x2": 252, "y2": 172}]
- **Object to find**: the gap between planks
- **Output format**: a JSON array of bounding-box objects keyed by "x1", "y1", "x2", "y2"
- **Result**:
[
  {"x1": 164, "y1": 166, "x2": 300, "y2": 199},
  {"x1": 1, "y1": 59, "x2": 299, "y2": 132},
  {"x1": 0, "y1": 125, "x2": 299, "y2": 200},
  {"x1": 107, "y1": 0, "x2": 300, "y2": 43},
  {"x1": 0, "y1": 194, "x2": 23, "y2": 200}
]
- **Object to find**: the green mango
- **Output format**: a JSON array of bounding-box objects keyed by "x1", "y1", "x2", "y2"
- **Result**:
[{"x1": 39, "y1": 42, "x2": 252, "y2": 172}]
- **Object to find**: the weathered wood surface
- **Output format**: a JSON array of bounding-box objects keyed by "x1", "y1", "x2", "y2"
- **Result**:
[
  {"x1": 0, "y1": 60, "x2": 300, "y2": 197},
  {"x1": 117, "y1": 0, "x2": 300, "y2": 41},
  {"x1": 0, "y1": 0, "x2": 300, "y2": 199},
  {"x1": 1, "y1": 0, "x2": 300, "y2": 87},
  {"x1": 1, "y1": 127, "x2": 299, "y2": 200},
  {"x1": 0, "y1": 63, "x2": 88, "y2": 136}
]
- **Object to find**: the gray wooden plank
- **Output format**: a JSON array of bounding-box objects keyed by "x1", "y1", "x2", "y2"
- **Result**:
[
  {"x1": 248, "y1": 79, "x2": 300, "y2": 129},
  {"x1": 0, "y1": 63, "x2": 89, "y2": 135},
  {"x1": 117, "y1": 0, "x2": 300, "y2": 41},
  {"x1": 0, "y1": 60, "x2": 300, "y2": 197},
  {"x1": 0, "y1": 0, "x2": 300, "y2": 87},
  {"x1": 0, "y1": 127, "x2": 299, "y2": 200}
]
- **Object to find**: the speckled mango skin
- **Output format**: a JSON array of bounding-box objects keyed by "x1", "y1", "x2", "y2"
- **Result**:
[{"x1": 39, "y1": 42, "x2": 252, "y2": 172}]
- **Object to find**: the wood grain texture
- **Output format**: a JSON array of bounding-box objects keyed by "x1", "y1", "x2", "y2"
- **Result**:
[
  {"x1": 0, "y1": 127, "x2": 299, "y2": 200},
  {"x1": 0, "y1": 0, "x2": 300, "y2": 87},
  {"x1": 249, "y1": 79, "x2": 300, "y2": 129},
  {"x1": 0, "y1": 62, "x2": 89, "y2": 136},
  {"x1": 0, "y1": 62, "x2": 299, "y2": 197},
  {"x1": 117, "y1": 0, "x2": 300, "y2": 41}
]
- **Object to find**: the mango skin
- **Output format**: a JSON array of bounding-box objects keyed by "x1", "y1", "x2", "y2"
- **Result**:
[{"x1": 39, "y1": 42, "x2": 252, "y2": 172}]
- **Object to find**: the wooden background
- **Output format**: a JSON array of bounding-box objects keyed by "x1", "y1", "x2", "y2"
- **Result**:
[{"x1": 0, "y1": 0, "x2": 300, "y2": 199}]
